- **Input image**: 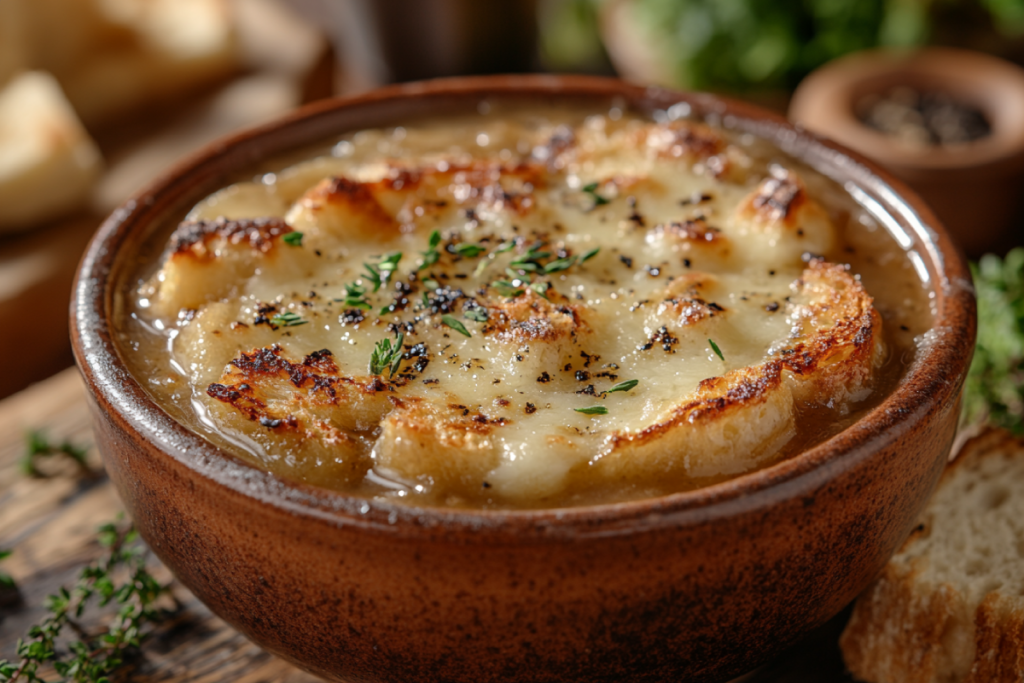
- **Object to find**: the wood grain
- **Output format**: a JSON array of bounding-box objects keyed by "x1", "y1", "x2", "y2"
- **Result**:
[
  {"x1": 0, "y1": 369, "x2": 857, "y2": 682},
  {"x1": 0, "y1": 369, "x2": 320, "y2": 682}
]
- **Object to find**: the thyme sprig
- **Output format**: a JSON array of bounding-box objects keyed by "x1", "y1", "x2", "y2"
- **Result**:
[
  {"x1": 21, "y1": 431, "x2": 91, "y2": 478},
  {"x1": 282, "y1": 231, "x2": 303, "y2": 246},
  {"x1": 0, "y1": 522, "x2": 175, "y2": 683},
  {"x1": 335, "y1": 282, "x2": 371, "y2": 310},
  {"x1": 365, "y1": 252, "x2": 403, "y2": 291},
  {"x1": 369, "y1": 332, "x2": 405, "y2": 378}
]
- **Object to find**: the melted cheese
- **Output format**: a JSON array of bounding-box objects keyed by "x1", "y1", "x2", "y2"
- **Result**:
[{"x1": 135, "y1": 111, "x2": 887, "y2": 507}]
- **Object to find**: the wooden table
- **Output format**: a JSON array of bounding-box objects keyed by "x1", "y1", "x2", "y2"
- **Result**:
[{"x1": 0, "y1": 369, "x2": 858, "y2": 682}]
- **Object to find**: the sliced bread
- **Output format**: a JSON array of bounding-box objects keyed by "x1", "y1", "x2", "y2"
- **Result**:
[{"x1": 840, "y1": 427, "x2": 1024, "y2": 683}]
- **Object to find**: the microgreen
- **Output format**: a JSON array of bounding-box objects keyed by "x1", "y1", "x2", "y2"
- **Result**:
[
  {"x1": 270, "y1": 311, "x2": 307, "y2": 327},
  {"x1": 282, "y1": 231, "x2": 304, "y2": 246},
  {"x1": 708, "y1": 338, "x2": 725, "y2": 361},
  {"x1": 441, "y1": 315, "x2": 471, "y2": 337},
  {"x1": 369, "y1": 331, "x2": 405, "y2": 378},
  {"x1": 574, "y1": 406, "x2": 609, "y2": 415}
]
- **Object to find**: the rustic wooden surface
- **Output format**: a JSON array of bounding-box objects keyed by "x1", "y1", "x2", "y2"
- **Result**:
[{"x1": 0, "y1": 368, "x2": 859, "y2": 682}]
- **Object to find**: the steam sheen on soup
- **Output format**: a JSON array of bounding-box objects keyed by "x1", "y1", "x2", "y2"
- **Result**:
[{"x1": 122, "y1": 105, "x2": 933, "y2": 509}]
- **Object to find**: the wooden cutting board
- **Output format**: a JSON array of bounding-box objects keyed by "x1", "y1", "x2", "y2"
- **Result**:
[{"x1": 0, "y1": 369, "x2": 858, "y2": 682}]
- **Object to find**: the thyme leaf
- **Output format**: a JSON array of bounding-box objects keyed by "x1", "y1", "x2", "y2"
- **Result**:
[
  {"x1": 454, "y1": 243, "x2": 486, "y2": 258},
  {"x1": 490, "y1": 280, "x2": 525, "y2": 298},
  {"x1": 441, "y1": 315, "x2": 471, "y2": 337},
  {"x1": 574, "y1": 405, "x2": 609, "y2": 415},
  {"x1": 605, "y1": 379, "x2": 639, "y2": 394},
  {"x1": 708, "y1": 338, "x2": 725, "y2": 361},
  {"x1": 464, "y1": 307, "x2": 489, "y2": 323},
  {"x1": 282, "y1": 231, "x2": 304, "y2": 246},
  {"x1": 419, "y1": 230, "x2": 442, "y2": 270},
  {"x1": 270, "y1": 311, "x2": 307, "y2": 327}
]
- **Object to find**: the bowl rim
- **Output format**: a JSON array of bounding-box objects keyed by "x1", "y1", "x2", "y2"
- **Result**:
[{"x1": 71, "y1": 74, "x2": 976, "y2": 540}]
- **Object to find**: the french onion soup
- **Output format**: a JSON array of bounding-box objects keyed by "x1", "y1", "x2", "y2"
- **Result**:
[{"x1": 123, "y1": 105, "x2": 933, "y2": 509}]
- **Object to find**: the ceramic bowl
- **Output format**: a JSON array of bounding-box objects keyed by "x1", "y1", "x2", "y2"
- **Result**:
[
  {"x1": 789, "y1": 47, "x2": 1024, "y2": 257},
  {"x1": 71, "y1": 75, "x2": 975, "y2": 683}
]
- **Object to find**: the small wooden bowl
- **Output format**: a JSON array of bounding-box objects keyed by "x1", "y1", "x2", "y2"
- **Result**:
[
  {"x1": 790, "y1": 47, "x2": 1024, "y2": 256},
  {"x1": 71, "y1": 75, "x2": 975, "y2": 683}
]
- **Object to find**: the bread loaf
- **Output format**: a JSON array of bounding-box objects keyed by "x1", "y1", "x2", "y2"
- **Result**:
[{"x1": 840, "y1": 428, "x2": 1024, "y2": 682}]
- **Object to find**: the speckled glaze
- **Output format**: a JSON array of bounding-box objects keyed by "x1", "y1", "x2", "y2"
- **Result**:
[{"x1": 71, "y1": 76, "x2": 975, "y2": 683}]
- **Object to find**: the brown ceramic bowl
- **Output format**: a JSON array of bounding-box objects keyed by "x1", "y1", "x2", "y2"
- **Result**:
[{"x1": 71, "y1": 75, "x2": 975, "y2": 683}]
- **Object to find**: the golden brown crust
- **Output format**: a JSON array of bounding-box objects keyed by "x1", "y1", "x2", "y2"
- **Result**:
[{"x1": 168, "y1": 217, "x2": 292, "y2": 260}]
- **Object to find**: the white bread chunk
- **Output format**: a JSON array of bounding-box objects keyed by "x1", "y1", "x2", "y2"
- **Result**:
[
  {"x1": 840, "y1": 428, "x2": 1024, "y2": 683},
  {"x1": 0, "y1": 72, "x2": 103, "y2": 232},
  {"x1": 58, "y1": 0, "x2": 238, "y2": 125}
]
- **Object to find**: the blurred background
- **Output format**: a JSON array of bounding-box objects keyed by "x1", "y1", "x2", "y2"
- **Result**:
[{"x1": 3, "y1": 0, "x2": 1024, "y2": 399}]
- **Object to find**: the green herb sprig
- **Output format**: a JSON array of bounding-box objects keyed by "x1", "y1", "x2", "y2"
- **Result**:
[
  {"x1": 21, "y1": 431, "x2": 91, "y2": 478},
  {"x1": 365, "y1": 252, "x2": 403, "y2": 291},
  {"x1": 335, "y1": 282, "x2": 371, "y2": 310},
  {"x1": 369, "y1": 332, "x2": 405, "y2": 378},
  {"x1": 0, "y1": 522, "x2": 175, "y2": 683},
  {"x1": 282, "y1": 231, "x2": 304, "y2": 246}
]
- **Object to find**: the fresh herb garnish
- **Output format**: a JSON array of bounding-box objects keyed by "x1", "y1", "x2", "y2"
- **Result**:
[
  {"x1": 510, "y1": 242, "x2": 551, "y2": 273},
  {"x1": 605, "y1": 379, "x2": 639, "y2": 394},
  {"x1": 335, "y1": 282, "x2": 371, "y2": 310},
  {"x1": 270, "y1": 311, "x2": 307, "y2": 327},
  {"x1": 491, "y1": 280, "x2": 525, "y2": 298},
  {"x1": 0, "y1": 521, "x2": 175, "y2": 683},
  {"x1": 464, "y1": 307, "x2": 489, "y2": 323},
  {"x1": 419, "y1": 230, "x2": 442, "y2": 270},
  {"x1": 441, "y1": 315, "x2": 471, "y2": 337},
  {"x1": 582, "y1": 181, "x2": 610, "y2": 206},
  {"x1": 365, "y1": 252, "x2": 403, "y2": 291},
  {"x1": 529, "y1": 282, "x2": 551, "y2": 299},
  {"x1": 574, "y1": 405, "x2": 609, "y2": 415},
  {"x1": 543, "y1": 256, "x2": 576, "y2": 274},
  {"x1": 282, "y1": 231, "x2": 304, "y2": 246},
  {"x1": 21, "y1": 430, "x2": 91, "y2": 477},
  {"x1": 454, "y1": 243, "x2": 486, "y2": 258},
  {"x1": 708, "y1": 338, "x2": 725, "y2": 361},
  {"x1": 473, "y1": 240, "x2": 516, "y2": 278},
  {"x1": 369, "y1": 331, "x2": 405, "y2": 378},
  {"x1": 579, "y1": 247, "x2": 600, "y2": 263}
]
